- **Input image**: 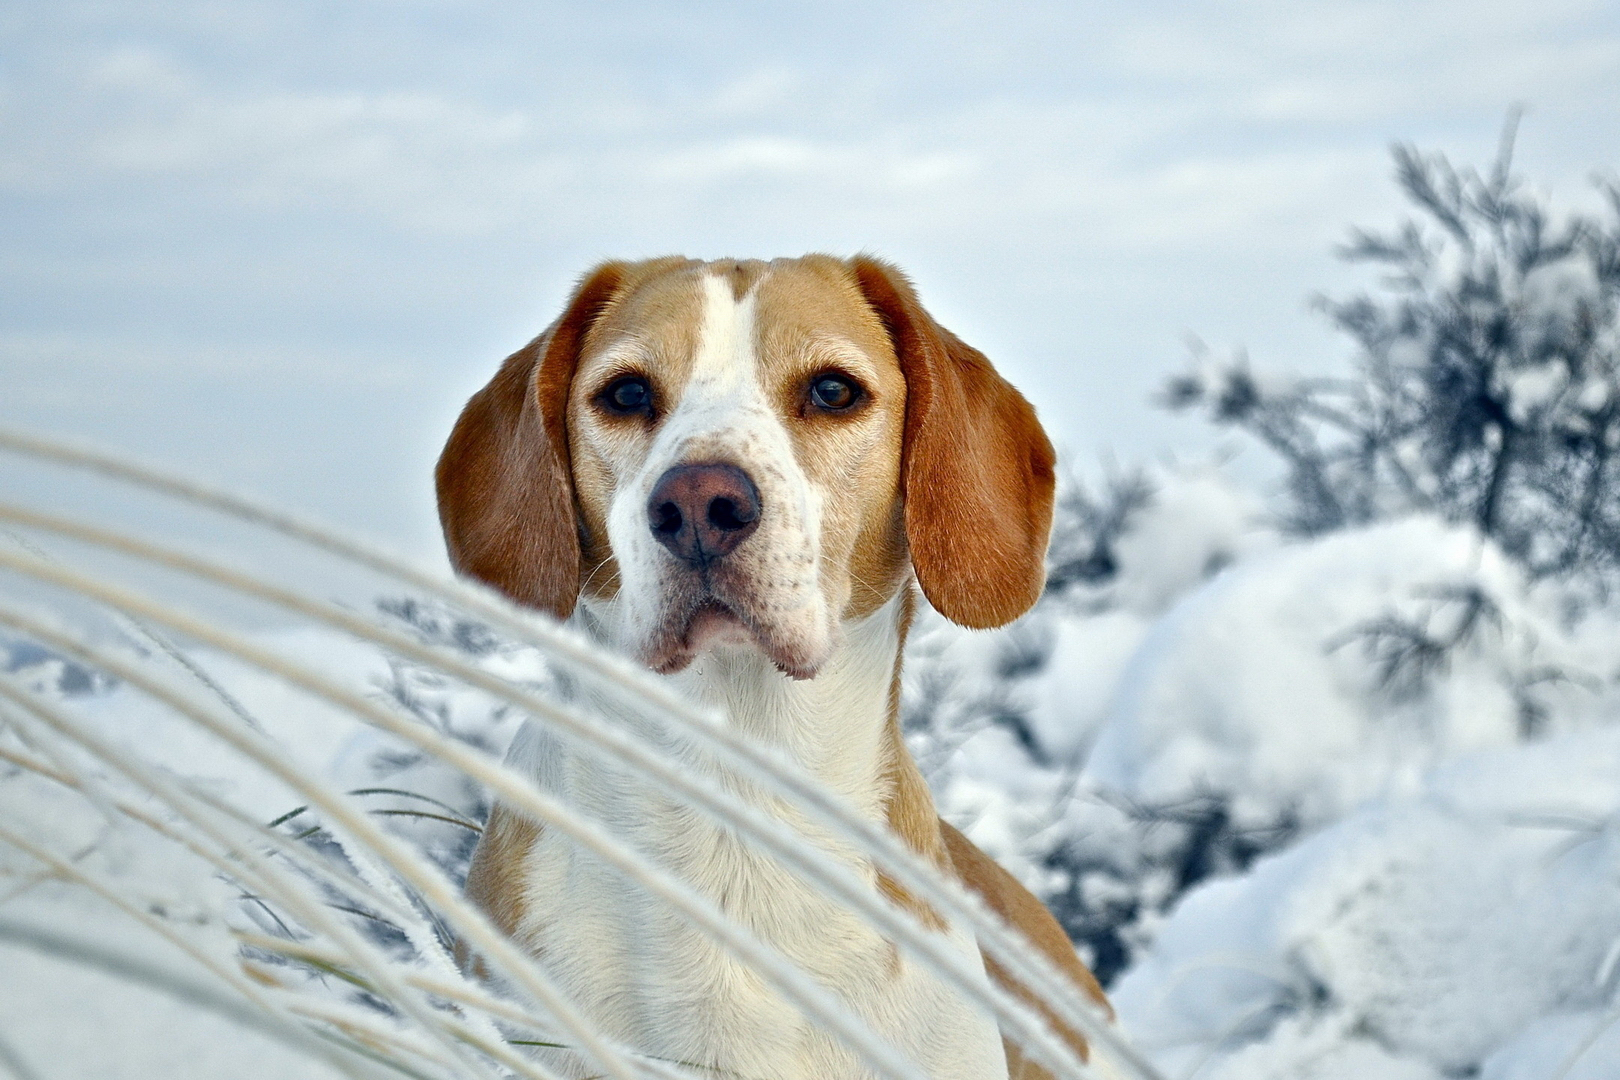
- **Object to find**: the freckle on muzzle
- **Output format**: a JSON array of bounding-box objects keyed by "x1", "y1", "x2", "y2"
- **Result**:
[{"x1": 646, "y1": 463, "x2": 762, "y2": 569}]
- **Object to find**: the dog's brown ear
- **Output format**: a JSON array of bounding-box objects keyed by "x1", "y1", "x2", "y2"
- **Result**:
[
  {"x1": 852, "y1": 257, "x2": 1056, "y2": 629},
  {"x1": 435, "y1": 262, "x2": 626, "y2": 619}
]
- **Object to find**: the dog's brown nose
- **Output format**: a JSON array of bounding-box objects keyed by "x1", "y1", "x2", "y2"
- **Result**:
[{"x1": 647, "y1": 463, "x2": 762, "y2": 567}]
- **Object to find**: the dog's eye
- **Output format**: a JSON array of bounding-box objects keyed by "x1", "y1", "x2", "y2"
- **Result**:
[
  {"x1": 809, "y1": 374, "x2": 859, "y2": 411},
  {"x1": 601, "y1": 376, "x2": 652, "y2": 415}
]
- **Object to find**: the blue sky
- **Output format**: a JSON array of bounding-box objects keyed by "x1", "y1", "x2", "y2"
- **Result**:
[{"x1": 3, "y1": 1, "x2": 1618, "y2": 559}]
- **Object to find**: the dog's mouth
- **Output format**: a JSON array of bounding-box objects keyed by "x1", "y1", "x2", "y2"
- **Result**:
[
  {"x1": 641, "y1": 588, "x2": 827, "y2": 681},
  {"x1": 677, "y1": 598, "x2": 755, "y2": 653}
]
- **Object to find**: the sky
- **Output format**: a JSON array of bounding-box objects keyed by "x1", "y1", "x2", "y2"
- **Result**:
[{"x1": 2, "y1": 0, "x2": 1618, "y2": 562}]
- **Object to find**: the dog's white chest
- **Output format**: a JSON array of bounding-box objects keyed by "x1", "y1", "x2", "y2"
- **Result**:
[
  {"x1": 510, "y1": 764, "x2": 1007, "y2": 1080},
  {"x1": 500, "y1": 611, "x2": 1009, "y2": 1079}
]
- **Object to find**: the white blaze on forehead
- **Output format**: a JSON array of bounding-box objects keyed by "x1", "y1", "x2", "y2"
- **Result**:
[
  {"x1": 691, "y1": 272, "x2": 759, "y2": 392},
  {"x1": 647, "y1": 272, "x2": 777, "y2": 459}
]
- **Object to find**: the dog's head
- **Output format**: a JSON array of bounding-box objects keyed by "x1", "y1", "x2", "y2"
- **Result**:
[{"x1": 436, "y1": 256, "x2": 1055, "y2": 679}]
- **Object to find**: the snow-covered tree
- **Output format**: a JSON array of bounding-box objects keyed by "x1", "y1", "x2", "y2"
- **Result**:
[{"x1": 1166, "y1": 123, "x2": 1620, "y2": 584}]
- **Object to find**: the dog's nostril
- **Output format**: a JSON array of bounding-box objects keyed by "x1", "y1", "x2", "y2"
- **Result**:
[
  {"x1": 652, "y1": 502, "x2": 683, "y2": 535},
  {"x1": 708, "y1": 497, "x2": 753, "y2": 532}
]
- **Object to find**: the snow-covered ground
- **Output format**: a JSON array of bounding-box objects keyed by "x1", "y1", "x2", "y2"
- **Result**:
[{"x1": 4, "y1": 466, "x2": 1620, "y2": 1078}]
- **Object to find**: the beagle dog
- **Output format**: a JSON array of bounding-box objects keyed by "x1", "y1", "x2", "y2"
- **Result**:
[{"x1": 436, "y1": 255, "x2": 1112, "y2": 1079}]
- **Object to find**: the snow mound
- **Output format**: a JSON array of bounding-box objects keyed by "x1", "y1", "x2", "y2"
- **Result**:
[
  {"x1": 1112, "y1": 726, "x2": 1620, "y2": 1078},
  {"x1": 1106, "y1": 464, "x2": 1270, "y2": 617},
  {"x1": 1087, "y1": 515, "x2": 1597, "y2": 829}
]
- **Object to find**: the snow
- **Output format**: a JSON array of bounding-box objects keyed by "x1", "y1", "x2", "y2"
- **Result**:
[
  {"x1": 0, "y1": 890, "x2": 349, "y2": 1080},
  {"x1": 1483, "y1": 1009, "x2": 1620, "y2": 1080},
  {"x1": 1518, "y1": 258, "x2": 1603, "y2": 333},
  {"x1": 1104, "y1": 465, "x2": 1271, "y2": 617},
  {"x1": 1087, "y1": 516, "x2": 1580, "y2": 826},
  {"x1": 1504, "y1": 363, "x2": 1567, "y2": 424},
  {"x1": 1111, "y1": 727, "x2": 1620, "y2": 1077},
  {"x1": 1026, "y1": 611, "x2": 1149, "y2": 761}
]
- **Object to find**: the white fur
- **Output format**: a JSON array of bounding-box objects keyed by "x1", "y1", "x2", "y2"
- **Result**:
[{"x1": 499, "y1": 273, "x2": 1010, "y2": 1079}]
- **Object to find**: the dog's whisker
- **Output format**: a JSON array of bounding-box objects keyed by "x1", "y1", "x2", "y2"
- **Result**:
[{"x1": 579, "y1": 555, "x2": 617, "y2": 595}]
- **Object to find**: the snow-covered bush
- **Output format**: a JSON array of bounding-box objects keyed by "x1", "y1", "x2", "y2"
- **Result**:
[
  {"x1": 914, "y1": 471, "x2": 1620, "y2": 1075},
  {"x1": 1165, "y1": 125, "x2": 1620, "y2": 585},
  {"x1": 1086, "y1": 516, "x2": 1603, "y2": 824},
  {"x1": 908, "y1": 130, "x2": 1620, "y2": 997},
  {"x1": 1112, "y1": 726, "x2": 1620, "y2": 1079}
]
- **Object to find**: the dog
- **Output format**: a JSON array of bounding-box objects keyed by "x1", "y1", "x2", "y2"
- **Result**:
[{"x1": 436, "y1": 255, "x2": 1112, "y2": 1079}]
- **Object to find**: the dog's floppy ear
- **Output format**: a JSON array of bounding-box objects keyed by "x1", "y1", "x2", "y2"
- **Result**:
[
  {"x1": 435, "y1": 262, "x2": 626, "y2": 619},
  {"x1": 852, "y1": 257, "x2": 1056, "y2": 629}
]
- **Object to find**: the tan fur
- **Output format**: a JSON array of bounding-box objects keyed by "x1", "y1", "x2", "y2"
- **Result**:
[
  {"x1": 715, "y1": 257, "x2": 770, "y2": 301},
  {"x1": 754, "y1": 256, "x2": 914, "y2": 620},
  {"x1": 876, "y1": 586, "x2": 950, "y2": 931},
  {"x1": 851, "y1": 257, "x2": 1058, "y2": 629},
  {"x1": 568, "y1": 259, "x2": 708, "y2": 601},
  {"x1": 440, "y1": 255, "x2": 1107, "y2": 1075},
  {"x1": 465, "y1": 804, "x2": 542, "y2": 938},
  {"x1": 458, "y1": 804, "x2": 542, "y2": 975},
  {"x1": 436, "y1": 261, "x2": 633, "y2": 619},
  {"x1": 942, "y1": 822, "x2": 1113, "y2": 1076}
]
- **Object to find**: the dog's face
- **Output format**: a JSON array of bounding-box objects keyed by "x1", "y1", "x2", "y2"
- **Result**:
[
  {"x1": 436, "y1": 255, "x2": 1056, "y2": 680},
  {"x1": 565, "y1": 259, "x2": 909, "y2": 677}
]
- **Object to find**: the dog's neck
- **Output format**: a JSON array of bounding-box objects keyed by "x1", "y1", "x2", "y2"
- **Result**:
[
  {"x1": 495, "y1": 583, "x2": 1003, "y2": 1080},
  {"x1": 571, "y1": 585, "x2": 922, "y2": 828}
]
